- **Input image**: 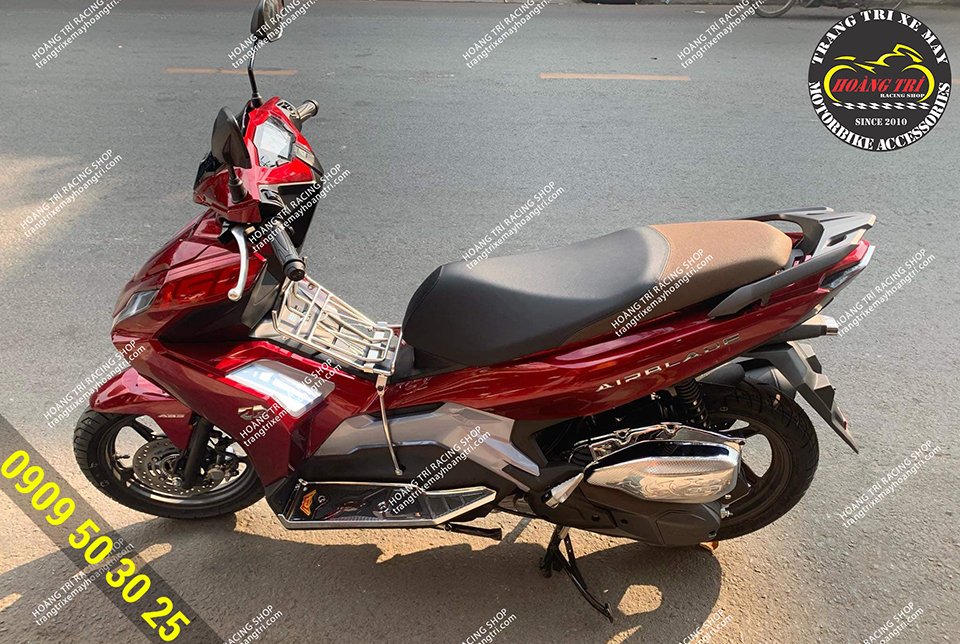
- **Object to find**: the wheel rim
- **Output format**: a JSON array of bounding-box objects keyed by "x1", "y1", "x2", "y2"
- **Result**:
[
  {"x1": 99, "y1": 416, "x2": 258, "y2": 507},
  {"x1": 709, "y1": 413, "x2": 794, "y2": 527}
]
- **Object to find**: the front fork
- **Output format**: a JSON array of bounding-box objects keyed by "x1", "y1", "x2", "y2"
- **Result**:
[
  {"x1": 177, "y1": 417, "x2": 213, "y2": 489},
  {"x1": 92, "y1": 368, "x2": 252, "y2": 490}
]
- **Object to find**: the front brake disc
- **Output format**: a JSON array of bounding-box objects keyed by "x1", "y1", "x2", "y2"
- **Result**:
[{"x1": 131, "y1": 438, "x2": 218, "y2": 496}]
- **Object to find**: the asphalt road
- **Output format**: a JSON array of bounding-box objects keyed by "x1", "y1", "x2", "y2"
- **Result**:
[{"x1": 1, "y1": 1, "x2": 959, "y2": 643}]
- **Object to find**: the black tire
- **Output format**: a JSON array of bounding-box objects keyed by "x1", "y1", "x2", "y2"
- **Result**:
[
  {"x1": 701, "y1": 382, "x2": 819, "y2": 540},
  {"x1": 74, "y1": 410, "x2": 264, "y2": 519},
  {"x1": 754, "y1": 0, "x2": 796, "y2": 17}
]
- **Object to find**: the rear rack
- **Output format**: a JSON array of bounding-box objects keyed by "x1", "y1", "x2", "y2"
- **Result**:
[
  {"x1": 708, "y1": 208, "x2": 876, "y2": 318},
  {"x1": 272, "y1": 276, "x2": 401, "y2": 376}
]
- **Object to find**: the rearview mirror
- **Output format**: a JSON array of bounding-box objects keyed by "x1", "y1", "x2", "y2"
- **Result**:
[
  {"x1": 251, "y1": 0, "x2": 285, "y2": 43},
  {"x1": 211, "y1": 108, "x2": 251, "y2": 169}
]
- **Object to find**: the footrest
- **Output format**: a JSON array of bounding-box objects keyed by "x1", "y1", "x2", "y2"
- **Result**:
[{"x1": 279, "y1": 481, "x2": 496, "y2": 529}]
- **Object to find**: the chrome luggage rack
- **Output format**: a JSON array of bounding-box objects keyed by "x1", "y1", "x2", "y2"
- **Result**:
[{"x1": 272, "y1": 276, "x2": 401, "y2": 376}]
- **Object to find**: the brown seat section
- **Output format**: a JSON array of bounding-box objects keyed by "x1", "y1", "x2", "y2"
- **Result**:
[
  {"x1": 402, "y1": 220, "x2": 793, "y2": 367},
  {"x1": 571, "y1": 220, "x2": 795, "y2": 341}
]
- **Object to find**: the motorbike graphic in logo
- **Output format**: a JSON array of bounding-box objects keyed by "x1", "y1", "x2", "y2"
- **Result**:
[
  {"x1": 824, "y1": 44, "x2": 934, "y2": 106},
  {"x1": 808, "y1": 11, "x2": 950, "y2": 151}
]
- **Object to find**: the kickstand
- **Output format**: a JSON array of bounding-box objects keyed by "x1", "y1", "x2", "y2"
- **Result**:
[{"x1": 539, "y1": 526, "x2": 614, "y2": 622}]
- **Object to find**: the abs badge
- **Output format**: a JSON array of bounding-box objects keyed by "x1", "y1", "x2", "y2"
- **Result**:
[{"x1": 808, "y1": 10, "x2": 950, "y2": 151}]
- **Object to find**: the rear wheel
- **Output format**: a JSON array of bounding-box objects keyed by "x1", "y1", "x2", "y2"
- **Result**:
[
  {"x1": 74, "y1": 410, "x2": 263, "y2": 519},
  {"x1": 701, "y1": 382, "x2": 818, "y2": 540}
]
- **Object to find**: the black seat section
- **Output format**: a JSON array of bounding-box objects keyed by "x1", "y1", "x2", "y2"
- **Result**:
[
  {"x1": 402, "y1": 221, "x2": 793, "y2": 367},
  {"x1": 402, "y1": 227, "x2": 668, "y2": 367}
]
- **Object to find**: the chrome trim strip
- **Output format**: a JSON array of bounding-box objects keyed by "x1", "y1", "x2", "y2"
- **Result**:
[{"x1": 224, "y1": 359, "x2": 333, "y2": 418}]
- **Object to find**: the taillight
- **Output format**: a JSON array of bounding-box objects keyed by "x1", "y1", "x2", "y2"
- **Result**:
[{"x1": 822, "y1": 244, "x2": 875, "y2": 291}]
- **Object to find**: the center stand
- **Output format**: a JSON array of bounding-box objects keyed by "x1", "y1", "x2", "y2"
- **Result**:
[{"x1": 539, "y1": 525, "x2": 614, "y2": 622}]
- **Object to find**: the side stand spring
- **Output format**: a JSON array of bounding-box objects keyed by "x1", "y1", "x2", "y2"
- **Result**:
[{"x1": 539, "y1": 526, "x2": 613, "y2": 622}]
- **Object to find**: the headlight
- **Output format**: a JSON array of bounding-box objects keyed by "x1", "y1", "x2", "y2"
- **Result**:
[
  {"x1": 253, "y1": 118, "x2": 294, "y2": 167},
  {"x1": 115, "y1": 289, "x2": 158, "y2": 324}
]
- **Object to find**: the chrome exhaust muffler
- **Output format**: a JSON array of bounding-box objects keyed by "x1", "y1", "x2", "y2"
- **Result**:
[{"x1": 584, "y1": 433, "x2": 743, "y2": 504}]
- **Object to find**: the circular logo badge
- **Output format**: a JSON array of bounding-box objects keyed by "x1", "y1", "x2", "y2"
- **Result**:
[{"x1": 808, "y1": 10, "x2": 950, "y2": 151}]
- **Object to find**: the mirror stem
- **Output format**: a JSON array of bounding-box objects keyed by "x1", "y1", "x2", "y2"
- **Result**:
[
  {"x1": 248, "y1": 43, "x2": 263, "y2": 108},
  {"x1": 227, "y1": 167, "x2": 248, "y2": 203}
]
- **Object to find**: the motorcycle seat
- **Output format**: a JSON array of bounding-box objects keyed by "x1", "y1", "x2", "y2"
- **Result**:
[{"x1": 402, "y1": 220, "x2": 793, "y2": 367}]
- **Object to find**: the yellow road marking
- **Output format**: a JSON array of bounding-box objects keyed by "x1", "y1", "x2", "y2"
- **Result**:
[
  {"x1": 539, "y1": 72, "x2": 689, "y2": 81},
  {"x1": 165, "y1": 67, "x2": 298, "y2": 76},
  {"x1": 0, "y1": 593, "x2": 20, "y2": 613}
]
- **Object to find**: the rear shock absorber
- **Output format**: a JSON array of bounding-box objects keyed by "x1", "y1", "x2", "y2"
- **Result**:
[{"x1": 674, "y1": 378, "x2": 709, "y2": 428}]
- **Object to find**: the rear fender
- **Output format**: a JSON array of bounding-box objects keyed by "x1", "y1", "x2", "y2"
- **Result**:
[
  {"x1": 89, "y1": 367, "x2": 194, "y2": 449},
  {"x1": 703, "y1": 341, "x2": 857, "y2": 453}
]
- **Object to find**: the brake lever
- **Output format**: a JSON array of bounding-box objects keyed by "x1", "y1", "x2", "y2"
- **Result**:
[{"x1": 227, "y1": 225, "x2": 249, "y2": 302}]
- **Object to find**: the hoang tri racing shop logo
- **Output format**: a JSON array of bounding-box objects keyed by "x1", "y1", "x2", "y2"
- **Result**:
[{"x1": 808, "y1": 10, "x2": 950, "y2": 151}]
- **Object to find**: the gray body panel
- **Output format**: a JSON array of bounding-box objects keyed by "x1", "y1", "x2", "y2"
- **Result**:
[{"x1": 315, "y1": 403, "x2": 541, "y2": 490}]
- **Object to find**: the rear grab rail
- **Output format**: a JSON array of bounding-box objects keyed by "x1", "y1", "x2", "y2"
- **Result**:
[{"x1": 708, "y1": 208, "x2": 876, "y2": 318}]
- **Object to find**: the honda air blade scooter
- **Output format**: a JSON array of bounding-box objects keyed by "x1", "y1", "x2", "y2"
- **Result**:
[{"x1": 74, "y1": 0, "x2": 876, "y2": 619}]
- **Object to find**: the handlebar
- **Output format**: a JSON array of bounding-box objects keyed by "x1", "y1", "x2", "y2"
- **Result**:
[
  {"x1": 225, "y1": 221, "x2": 305, "y2": 302},
  {"x1": 268, "y1": 223, "x2": 306, "y2": 282},
  {"x1": 294, "y1": 100, "x2": 319, "y2": 123}
]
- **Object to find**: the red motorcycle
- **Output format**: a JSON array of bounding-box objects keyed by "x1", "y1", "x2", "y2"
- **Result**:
[{"x1": 75, "y1": 0, "x2": 876, "y2": 619}]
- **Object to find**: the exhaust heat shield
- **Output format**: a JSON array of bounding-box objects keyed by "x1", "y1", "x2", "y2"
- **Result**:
[{"x1": 585, "y1": 440, "x2": 742, "y2": 504}]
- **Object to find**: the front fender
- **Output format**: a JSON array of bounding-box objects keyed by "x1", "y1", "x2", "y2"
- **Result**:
[{"x1": 89, "y1": 367, "x2": 194, "y2": 449}]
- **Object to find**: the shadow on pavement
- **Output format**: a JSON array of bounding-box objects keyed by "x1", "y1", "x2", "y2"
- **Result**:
[{"x1": 1, "y1": 513, "x2": 724, "y2": 643}]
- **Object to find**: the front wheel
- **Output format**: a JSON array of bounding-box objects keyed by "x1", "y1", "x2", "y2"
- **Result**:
[
  {"x1": 74, "y1": 410, "x2": 264, "y2": 519},
  {"x1": 701, "y1": 382, "x2": 819, "y2": 540}
]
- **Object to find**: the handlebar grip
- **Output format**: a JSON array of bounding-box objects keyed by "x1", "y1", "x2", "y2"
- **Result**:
[
  {"x1": 268, "y1": 224, "x2": 306, "y2": 282},
  {"x1": 295, "y1": 100, "x2": 319, "y2": 123}
]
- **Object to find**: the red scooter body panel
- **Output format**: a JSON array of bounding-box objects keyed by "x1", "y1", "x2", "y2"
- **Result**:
[
  {"x1": 99, "y1": 334, "x2": 379, "y2": 484},
  {"x1": 385, "y1": 290, "x2": 825, "y2": 418},
  {"x1": 90, "y1": 368, "x2": 195, "y2": 449},
  {"x1": 387, "y1": 242, "x2": 870, "y2": 418},
  {"x1": 94, "y1": 243, "x2": 866, "y2": 486},
  {"x1": 92, "y1": 94, "x2": 873, "y2": 487},
  {"x1": 194, "y1": 97, "x2": 317, "y2": 224},
  {"x1": 113, "y1": 210, "x2": 266, "y2": 337}
]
